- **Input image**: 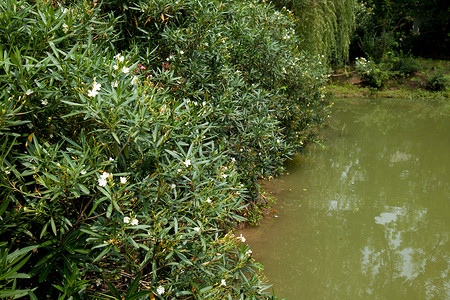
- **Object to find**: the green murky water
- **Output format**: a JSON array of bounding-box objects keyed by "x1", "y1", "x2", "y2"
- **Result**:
[{"x1": 241, "y1": 99, "x2": 450, "y2": 299}]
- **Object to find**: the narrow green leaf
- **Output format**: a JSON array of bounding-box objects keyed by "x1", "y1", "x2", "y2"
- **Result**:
[
  {"x1": 0, "y1": 254, "x2": 31, "y2": 281},
  {"x1": 106, "y1": 280, "x2": 121, "y2": 299},
  {"x1": 127, "y1": 237, "x2": 139, "y2": 249},
  {"x1": 199, "y1": 286, "x2": 213, "y2": 293},
  {"x1": 125, "y1": 272, "x2": 141, "y2": 298},
  {"x1": 77, "y1": 183, "x2": 90, "y2": 195},
  {"x1": 106, "y1": 204, "x2": 112, "y2": 218},
  {"x1": 111, "y1": 131, "x2": 120, "y2": 144},
  {"x1": 50, "y1": 217, "x2": 57, "y2": 236},
  {"x1": 6, "y1": 245, "x2": 38, "y2": 261},
  {"x1": 48, "y1": 41, "x2": 59, "y2": 59},
  {"x1": 127, "y1": 290, "x2": 153, "y2": 300},
  {"x1": 0, "y1": 198, "x2": 10, "y2": 216},
  {"x1": 93, "y1": 245, "x2": 112, "y2": 262},
  {"x1": 0, "y1": 289, "x2": 30, "y2": 298}
]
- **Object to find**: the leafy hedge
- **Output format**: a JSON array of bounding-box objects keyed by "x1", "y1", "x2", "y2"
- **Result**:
[{"x1": 0, "y1": 0, "x2": 328, "y2": 298}]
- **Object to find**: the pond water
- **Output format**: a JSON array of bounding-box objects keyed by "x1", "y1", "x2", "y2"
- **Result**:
[{"x1": 241, "y1": 99, "x2": 450, "y2": 299}]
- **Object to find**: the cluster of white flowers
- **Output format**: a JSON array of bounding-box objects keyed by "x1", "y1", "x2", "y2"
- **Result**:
[
  {"x1": 88, "y1": 78, "x2": 102, "y2": 97},
  {"x1": 355, "y1": 57, "x2": 372, "y2": 75},
  {"x1": 123, "y1": 216, "x2": 139, "y2": 226},
  {"x1": 98, "y1": 172, "x2": 112, "y2": 187},
  {"x1": 112, "y1": 54, "x2": 133, "y2": 77}
]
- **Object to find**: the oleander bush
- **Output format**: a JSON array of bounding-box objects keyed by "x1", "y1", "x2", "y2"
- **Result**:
[{"x1": 0, "y1": 0, "x2": 328, "y2": 298}]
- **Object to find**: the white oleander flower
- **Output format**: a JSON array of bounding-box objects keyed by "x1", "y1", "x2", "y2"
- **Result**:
[
  {"x1": 156, "y1": 286, "x2": 165, "y2": 295},
  {"x1": 130, "y1": 218, "x2": 139, "y2": 226},
  {"x1": 123, "y1": 216, "x2": 130, "y2": 223},
  {"x1": 88, "y1": 79, "x2": 101, "y2": 97},
  {"x1": 120, "y1": 177, "x2": 127, "y2": 184},
  {"x1": 183, "y1": 159, "x2": 191, "y2": 167},
  {"x1": 98, "y1": 178, "x2": 107, "y2": 187},
  {"x1": 237, "y1": 234, "x2": 246, "y2": 243},
  {"x1": 114, "y1": 54, "x2": 124, "y2": 62},
  {"x1": 88, "y1": 89, "x2": 99, "y2": 97},
  {"x1": 92, "y1": 81, "x2": 101, "y2": 92},
  {"x1": 101, "y1": 172, "x2": 111, "y2": 180}
]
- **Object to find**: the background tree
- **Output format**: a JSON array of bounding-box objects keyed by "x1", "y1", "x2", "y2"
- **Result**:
[
  {"x1": 271, "y1": 0, "x2": 357, "y2": 66},
  {"x1": 350, "y1": 0, "x2": 449, "y2": 61}
]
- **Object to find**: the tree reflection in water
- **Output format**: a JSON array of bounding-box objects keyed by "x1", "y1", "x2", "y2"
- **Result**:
[{"x1": 240, "y1": 99, "x2": 449, "y2": 299}]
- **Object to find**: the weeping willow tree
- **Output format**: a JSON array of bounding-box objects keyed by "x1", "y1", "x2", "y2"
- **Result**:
[{"x1": 273, "y1": 0, "x2": 357, "y2": 65}]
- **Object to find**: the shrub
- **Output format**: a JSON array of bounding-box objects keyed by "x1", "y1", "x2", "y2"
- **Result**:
[
  {"x1": 0, "y1": 0, "x2": 328, "y2": 298},
  {"x1": 426, "y1": 72, "x2": 448, "y2": 91},
  {"x1": 355, "y1": 57, "x2": 390, "y2": 88},
  {"x1": 391, "y1": 56, "x2": 419, "y2": 77}
]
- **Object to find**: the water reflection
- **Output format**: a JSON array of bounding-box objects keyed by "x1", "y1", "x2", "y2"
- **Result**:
[{"x1": 241, "y1": 99, "x2": 450, "y2": 299}]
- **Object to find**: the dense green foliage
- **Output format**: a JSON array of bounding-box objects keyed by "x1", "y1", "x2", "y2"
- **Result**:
[
  {"x1": 426, "y1": 72, "x2": 448, "y2": 92},
  {"x1": 0, "y1": 0, "x2": 328, "y2": 298},
  {"x1": 353, "y1": 55, "x2": 449, "y2": 90},
  {"x1": 350, "y1": 0, "x2": 449, "y2": 61},
  {"x1": 271, "y1": 0, "x2": 357, "y2": 66}
]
